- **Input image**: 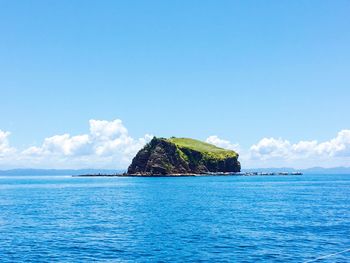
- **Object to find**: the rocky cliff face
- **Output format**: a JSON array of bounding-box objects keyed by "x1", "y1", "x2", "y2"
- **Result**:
[{"x1": 127, "y1": 137, "x2": 241, "y2": 176}]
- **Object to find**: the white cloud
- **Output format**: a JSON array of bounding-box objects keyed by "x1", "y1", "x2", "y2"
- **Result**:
[
  {"x1": 292, "y1": 140, "x2": 318, "y2": 155},
  {"x1": 250, "y1": 138, "x2": 291, "y2": 160},
  {"x1": 246, "y1": 130, "x2": 350, "y2": 168},
  {"x1": 316, "y1": 130, "x2": 350, "y2": 157},
  {"x1": 22, "y1": 134, "x2": 91, "y2": 157},
  {"x1": 89, "y1": 119, "x2": 128, "y2": 139},
  {"x1": 43, "y1": 134, "x2": 91, "y2": 156},
  {"x1": 205, "y1": 131, "x2": 350, "y2": 168},
  {"x1": 0, "y1": 120, "x2": 152, "y2": 169},
  {"x1": 206, "y1": 135, "x2": 240, "y2": 152},
  {"x1": 1, "y1": 123, "x2": 350, "y2": 169},
  {"x1": 0, "y1": 130, "x2": 16, "y2": 157}
]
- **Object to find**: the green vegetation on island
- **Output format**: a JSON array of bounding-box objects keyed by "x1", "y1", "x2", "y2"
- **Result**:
[{"x1": 168, "y1": 137, "x2": 238, "y2": 160}]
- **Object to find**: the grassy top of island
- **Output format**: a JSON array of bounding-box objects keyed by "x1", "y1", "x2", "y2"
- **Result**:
[{"x1": 167, "y1": 137, "x2": 238, "y2": 161}]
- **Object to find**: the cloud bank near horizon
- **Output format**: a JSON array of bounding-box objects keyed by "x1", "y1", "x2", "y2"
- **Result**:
[
  {"x1": 0, "y1": 119, "x2": 350, "y2": 169},
  {"x1": 245, "y1": 130, "x2": 350, "y2": 168},
  {"x1": 0, "y1": 119, "x2": 153, "y2": 169}
]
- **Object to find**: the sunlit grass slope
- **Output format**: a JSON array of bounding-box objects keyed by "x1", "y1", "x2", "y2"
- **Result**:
[{"x1": 168, "y1": 137, "x2": 238, "y2": 160}]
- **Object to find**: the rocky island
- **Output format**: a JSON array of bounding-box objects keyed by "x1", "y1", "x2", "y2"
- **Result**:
[
  {"x1": 127, "y1": 137, "x2": 241, "y2": 176},
  {"x1": 76, "y1": 137, "x2": 303, "y2": 177}
]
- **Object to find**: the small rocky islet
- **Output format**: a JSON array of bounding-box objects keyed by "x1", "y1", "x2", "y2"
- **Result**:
[
  {"x1": 127, "y1": 137, "x2": 241, "y2": 176},
  {"x1": 77, "y1": 137, "x2": 303, "y2": 177}
]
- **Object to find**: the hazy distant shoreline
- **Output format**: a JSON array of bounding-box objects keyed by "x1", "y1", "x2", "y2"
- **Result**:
[{"x1": 1, "y1": 167, "x2": 350, "y2": 176}]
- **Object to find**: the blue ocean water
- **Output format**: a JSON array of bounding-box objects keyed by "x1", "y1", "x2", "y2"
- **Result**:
[{"x1": 0, "y1": 174, "x2": 350, "y2": 262}]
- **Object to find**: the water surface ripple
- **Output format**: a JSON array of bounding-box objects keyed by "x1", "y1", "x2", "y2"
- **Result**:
[{"x1": 0, "y1": 174, "x2": 349, "y2": 262}]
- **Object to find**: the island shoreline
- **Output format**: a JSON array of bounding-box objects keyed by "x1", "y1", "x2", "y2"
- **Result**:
[{"x1": 73, "y1": 172, "x2": 302, "y2": 177}]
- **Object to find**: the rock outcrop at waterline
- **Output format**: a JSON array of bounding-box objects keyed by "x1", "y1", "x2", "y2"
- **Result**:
[{"x1": 127, "y1": 137, "x2": 241, "y2": 176}]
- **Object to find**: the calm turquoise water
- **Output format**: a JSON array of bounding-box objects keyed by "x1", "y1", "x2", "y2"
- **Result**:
[{"x1": 0, "y1": 174, "x2": 350, "y2": 262}]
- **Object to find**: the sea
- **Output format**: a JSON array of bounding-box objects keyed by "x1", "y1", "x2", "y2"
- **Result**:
[{"x1": 0, "y1": 174, "x2": 349, "y2": 262}]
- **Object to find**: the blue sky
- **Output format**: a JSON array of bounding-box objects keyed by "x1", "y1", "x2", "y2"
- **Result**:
[{"x1": 0, "y1": 1, "x2": 350, "y2": 169}]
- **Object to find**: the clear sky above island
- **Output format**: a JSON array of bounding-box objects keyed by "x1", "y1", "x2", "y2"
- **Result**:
[{"x1": 0, "y1": 1, "x2": 350, "y2": 169}]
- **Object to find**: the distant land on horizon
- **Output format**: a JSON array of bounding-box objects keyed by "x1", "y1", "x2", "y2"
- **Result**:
[{"x1": 1, "y1": 167, "x2": 350, "y2": 176}]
